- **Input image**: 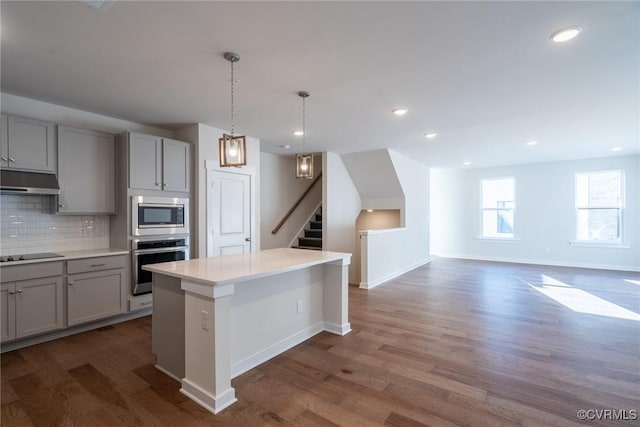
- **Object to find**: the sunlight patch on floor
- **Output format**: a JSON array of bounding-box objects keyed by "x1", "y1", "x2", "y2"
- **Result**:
[
  {"x1": 527, "y1": 274, "x2": 640, "y2": 321},
  {"x1": 624, "y1": 279, "x2": 640, "y2": 286}
]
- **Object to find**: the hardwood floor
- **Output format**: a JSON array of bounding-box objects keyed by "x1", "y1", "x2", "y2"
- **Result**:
[{"x1": 2, "y1": 258, "x2": 639, "y2": 426}]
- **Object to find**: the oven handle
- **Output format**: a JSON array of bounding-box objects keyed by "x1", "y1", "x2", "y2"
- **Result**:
[{"x1": 133, "y1": 246, "x2": 189, "y2": 255}]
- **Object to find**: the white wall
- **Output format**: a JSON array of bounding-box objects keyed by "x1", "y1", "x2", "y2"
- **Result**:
[
  {"x1": 260, "y1": 153, "x2": 323, "y2": 250},
  {"x1": 431, "y1": 155, "x2": 640, "y2": 271},
  {"x1": 1, "y1": 92, "x2": 173, "y2": 137},
  {"x1": 342, "y1": 149, "x2": 404, "y2": 210},
  {"x1": 387, "y1": 150, "x2": 431, "y2": 266},
  {"x1": 175, "y1": 124, "x2": 261, "y2": 258},
  {"x1": 323, "y1": 152, "x2": 361, "y2": 284},
  {"x1": 353, "y1": 209, "x2": 401, "y2": 284}
]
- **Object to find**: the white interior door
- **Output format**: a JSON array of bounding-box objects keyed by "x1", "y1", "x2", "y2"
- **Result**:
[{"x1": 207, "y1": 170, "x2": 252, "y2": 257}]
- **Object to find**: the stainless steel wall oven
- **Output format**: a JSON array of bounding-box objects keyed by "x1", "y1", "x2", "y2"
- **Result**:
[{"x1": 131, "y1": 236, "x2": 189, "y2": 295}]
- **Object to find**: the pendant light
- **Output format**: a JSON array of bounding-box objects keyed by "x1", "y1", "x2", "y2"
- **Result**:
[
  {"x1": 296, "y1": 91, "x2": 313, "y2": 179},
  {"x1": 219, "y1": 52, "x2": 247, "y2": 167}
]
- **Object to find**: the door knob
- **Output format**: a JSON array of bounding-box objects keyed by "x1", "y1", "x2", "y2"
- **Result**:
[{"x1": 245, "y1": 237, "x2": 251, "y2": 242}]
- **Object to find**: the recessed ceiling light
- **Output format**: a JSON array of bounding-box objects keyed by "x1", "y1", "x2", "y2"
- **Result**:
[
  {"x1": 611, "y1": 147, "x2": 623, "y2": 152},
  {"x1": 293, "y1": 130, "x2": 304, "y2": 136},
  {"x1": 526, "y1": 140, "x2": 538, "y2": 146},
  {"x1": 463, "y1": 161, "x2": 471, "y2": 166},
  {"x1": 424, "y1": 132, "x2": 438, "y2": 139},
  {"x1": 392, "y1": 108, "x2": 408, "y2": 116},
  {"x1": 550, "y1": 26, "x2": 583, "y2": 43}
]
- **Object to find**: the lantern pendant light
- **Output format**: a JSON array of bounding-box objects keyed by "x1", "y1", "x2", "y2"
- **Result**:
[
  {"x1": 219, "y1": 52, "x2": 247, "y2": 167},
  {"x1": 296, "y1": 91, "x2": 313, "y2": 179}
]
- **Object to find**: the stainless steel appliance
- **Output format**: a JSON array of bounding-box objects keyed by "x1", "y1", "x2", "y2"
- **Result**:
[
  {"x1": 131, "y1": 236, "x2": 189, "y2": 295},
  {"x1": 0, "y1": 252, "x2": 64, "y2": 263},
  {"x1": 131, "y1": 196, "x2": 189, "y2": 236}
]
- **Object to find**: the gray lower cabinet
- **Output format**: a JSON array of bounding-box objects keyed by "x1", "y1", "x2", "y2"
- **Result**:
[
  {"x1": 57, "y1": 126, "x2": 116, "y2": 214},
  {"x1": 67, "y1": 255, "x2": 126, "y2": 326},
  {"x1": 1, "y1": 268, "x2": 64, "y2": 343}
]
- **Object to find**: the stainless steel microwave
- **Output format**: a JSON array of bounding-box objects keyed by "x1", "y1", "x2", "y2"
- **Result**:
[{"x1": 131, "y1": 196, "x2": 189, "y2": 236}]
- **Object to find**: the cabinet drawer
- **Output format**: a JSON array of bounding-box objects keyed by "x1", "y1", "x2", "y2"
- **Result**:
[
  {"x1": 1, "y1": 262, "x2": 63, "y2": 283},
  {"x1": 67, "y1": 255, "x2": 125, "y2": 274}
]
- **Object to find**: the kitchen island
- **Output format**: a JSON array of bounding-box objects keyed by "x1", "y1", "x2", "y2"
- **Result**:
[{"x1": 143, "y1": 248, "x2": 351, "y2": 414}]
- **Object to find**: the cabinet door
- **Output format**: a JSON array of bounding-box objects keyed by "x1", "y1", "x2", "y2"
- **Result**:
[
  {"x1": 6, "y1": 115, "x2": 56, "y2": 172},
  {"x1": 162, "y1": 139, "x2": 190, "y2": 192},
  {"x1": 15, "y1": 276, "x2": 63, "y2": 339},
  {"x1": 1, "y1": 283, "x2": 16, "y2": 342},
  {"x1": 67, "y1": 269, "x2": 125, "y2": 326},
  {"x1": 129, "y1": 133, "x2": 162, "y2": 191},
  {"x1": 0, "y1": 114, "x2": 8, "y2": 168},
  {"x1": 58, "y1": 126, "x2": 116, "y2": 214}
]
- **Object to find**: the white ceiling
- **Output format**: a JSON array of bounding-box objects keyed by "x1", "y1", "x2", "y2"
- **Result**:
[{"x1": 1, "y1": 1, "x2": 638, "y2": 168}]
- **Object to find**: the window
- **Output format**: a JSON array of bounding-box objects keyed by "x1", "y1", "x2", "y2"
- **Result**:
[
  {"x1": 576, "y1": 170, "x2": 623, "y2": 242},
  {"x1": 481, "y1": 178, "x2": 515, "y2": 238}
]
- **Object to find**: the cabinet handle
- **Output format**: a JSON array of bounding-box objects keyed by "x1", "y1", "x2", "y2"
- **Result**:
[
  {"x1": 17, "y1": 289, "x2": 23, "y2": 293},
  {"x1": 155, "y1": 182, "x2": 160, "y2": 187},
  {"x1": 9, "y1": 158, "x2": 15, "y2": 163},
  {"x1": 245, "y1": 237, "x2": 252, "y2": 242},
  {"x1": 68, "y1": 281, "x2": 74, "y2": 286},
  {"x1": 1, "y1": 157, "x2": 7, "y2": 162},
  {"x1": 162, "y1": 183, "x2": 167, "y2": 187},
  {"x1": 59, "y1": 204, "x2": 65, "y2": 208},
  {"x1": 9, "y1": 290, "x2": 15, "y2": 295},
  {"x1": 90, "y1": 264, "x2": 106, "y2": 267}
]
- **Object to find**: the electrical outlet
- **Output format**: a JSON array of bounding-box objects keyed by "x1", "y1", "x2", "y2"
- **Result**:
[
  {"x1": 201, "y1": 310, "x2": 209, "y2": 330},
  {"x1": 297, "y1": 300, "x2": 303, "y2": 313}
]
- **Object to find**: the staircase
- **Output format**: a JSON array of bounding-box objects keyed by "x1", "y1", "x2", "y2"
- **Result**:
[{"x1": 293, "y1": 207, "x2": 322, "y2": 250}]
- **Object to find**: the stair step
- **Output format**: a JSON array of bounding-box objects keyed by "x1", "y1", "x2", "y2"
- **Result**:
[
  {"x1": 298, "y1": 237, "x2": 322, "y2": 248},
  {"x1": 309, "y1": 221, "x2": 322, "y2": 229},
  {"x1": 292, "y1": 245, "x2": 322, "y2": 251},
  {"x1": 315, "y1": 214, "x2": 322, "y2": 222},
  {"x1": 304, "y1": 229, "x2": 322, "y2": 238}
]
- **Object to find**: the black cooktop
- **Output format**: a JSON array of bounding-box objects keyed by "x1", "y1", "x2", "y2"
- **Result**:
[{"x1": 0, "y1": 252, "x2": 64, "y2": 263}]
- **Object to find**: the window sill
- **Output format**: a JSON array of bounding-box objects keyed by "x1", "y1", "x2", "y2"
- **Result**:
[
  {"x1": 475, "y1": 237, "x2": 521, "y2": 243},
  {"x1": 569, "y1": 241, "x2": 631, "y2": 249}
]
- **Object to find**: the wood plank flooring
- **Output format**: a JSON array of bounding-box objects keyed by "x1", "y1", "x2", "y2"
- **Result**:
[{"x1": 2, "y1": 258, "x2": 639, "y2": 426}]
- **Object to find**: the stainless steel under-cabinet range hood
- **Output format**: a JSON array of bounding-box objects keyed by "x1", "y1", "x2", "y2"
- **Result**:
[{"x1": 0, "y1": 170, "x2": 60, "y2": 195}]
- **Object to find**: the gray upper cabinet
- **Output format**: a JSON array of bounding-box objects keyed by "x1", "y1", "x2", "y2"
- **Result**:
[
  {"x1": 162, "y1": 138, "x2": 190, "y2": 192},
  {"x1": 129, "y1": 133, "x2": 162, "y2": 191},
  {"x1": 57, "y1": 126, "x2": 116, "y2": 214},
  {"x1": 2, "y1": 114, "x2": 56, "y2": 173},
  {"x1": 128, "y1": 133, "x2": 190, "y2": 193}
]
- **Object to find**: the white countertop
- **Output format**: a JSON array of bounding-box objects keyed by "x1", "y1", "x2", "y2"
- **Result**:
[
  {"x1": 143, "y1": 248, "x2": 351, "y2": 286},
  {"x1": 0, "y1": 248, "x2": 129, "y2": 267}
]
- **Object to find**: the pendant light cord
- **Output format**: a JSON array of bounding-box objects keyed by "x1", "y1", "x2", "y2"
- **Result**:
[
  {"x1": 230, "y1": 60, "x2": 235, "y2": 136},
  {"x1": 302, "y1": 95, "x2": 306, "y2": 155}
]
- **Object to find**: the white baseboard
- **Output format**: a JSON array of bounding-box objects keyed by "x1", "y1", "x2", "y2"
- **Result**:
[
  {"x1": 230, "y1": 321, "x2": 325, "y2": 378},
  {"x1": 0, "y1": 308, "x2": 152, "y2": 353},
  {"x1": 436, "y1": 254, "x2": 640, "y2": 272},
  {"x1": 181, "y1": 378, "x2": 237, "y2": 415},
  {"x1": 360, "y1": 257, "x2": 432, "y2": 289},
  {"x1": 323, "y1": 321, "x2": 351, "y2": 336}
]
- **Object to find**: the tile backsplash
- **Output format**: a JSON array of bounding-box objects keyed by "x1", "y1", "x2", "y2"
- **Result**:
[{"x1": 0, "y1": 194, "x2": 109, "y2": 255}]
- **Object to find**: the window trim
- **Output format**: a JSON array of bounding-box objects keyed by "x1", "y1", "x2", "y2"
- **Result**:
[
  {"x1": 574, "y1": 169, "x2": 624, "y2": 244},
  {"x1": 479, "y1": 176, "x2": 516, "y2": 240}
]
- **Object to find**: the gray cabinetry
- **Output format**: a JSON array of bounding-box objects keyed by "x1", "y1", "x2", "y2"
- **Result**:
[
  {"x1": 0, "y1": 262, "x2": 64, "y2": 343},
  {"x1": 1, "y1": 114, "x2": 56, "y2": 172},
  {"x1": 57, "y1": 126, "x2": 116, "y2": 214},
  {"x1": 67, "y1": 255, "x2": 126, "y2": 326},
  {"x1": 128, "y1": 133, "x2": 190, "y2": 193}
]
